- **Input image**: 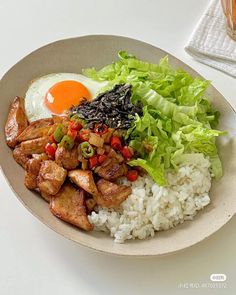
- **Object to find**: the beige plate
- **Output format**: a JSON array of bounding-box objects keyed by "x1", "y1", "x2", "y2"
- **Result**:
[{"x1": 0, "y1": 35, "x2": 236, "y2": 257}]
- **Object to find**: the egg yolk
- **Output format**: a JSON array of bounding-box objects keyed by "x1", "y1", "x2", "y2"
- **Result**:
[{"x1": 44, "y1": 80, "x2": 91, "y2": 114}]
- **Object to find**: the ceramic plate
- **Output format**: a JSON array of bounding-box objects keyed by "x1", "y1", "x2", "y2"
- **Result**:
[{"x1": 0, "y1": 35, "x2": 236, "y2": 256}]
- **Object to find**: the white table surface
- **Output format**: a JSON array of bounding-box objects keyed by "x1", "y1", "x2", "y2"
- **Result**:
[{"x1": 0, "y1": 0, "x2": 235, "y2": 294}]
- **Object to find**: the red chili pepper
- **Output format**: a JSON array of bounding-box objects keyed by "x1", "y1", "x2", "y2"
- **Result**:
[
  {"x1": 110, "y1": 136, "x2": 122, "y2": 150},
  {"x1": 121, "y1": 146, "x2": 133, "y2": 160},
  {"x1": 89, "y1": 155, "x2": 98, "y2": 169},
  {"x1": 67, "y1": 129, "x2": 77, "y2": 140},
  {"x1": 126, "y1": 170, "x2": 138, "y2": 182},
  {"x1": 45, "y1": 143, "x2": 57, "y2": 158},
  {"x1": 49, "y1": 133, "x2": 56, "y2": 143},
  {"x1": 98, "y1": 154, "x2": 107, "y2": 164},
  {"x1": 79, "y1": 129, "x2": 90, "y2": 142},
  {"x1": 94, "y1": 123, "x2": 108, "y2": 135},
  {"x1": 69, "y1": 120, "x2": 83, "y2": 131}
]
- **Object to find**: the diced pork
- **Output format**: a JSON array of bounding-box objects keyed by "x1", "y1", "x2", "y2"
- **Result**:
[
  {"x1": 17, "y1": 118, "x2": 53, "y2": 142},
  {"x1": 24, "y1": 158, "x2": 42, "y2": 189},
  {"x1": 12, "y1": 145, "x2": 30, "y2": 169},
  {"x1": 37, "y1": 160, "x2": 67, "y2": 195},
  {"x1": 20, "y1": 136, "x2": 50, "y2": 154},
  {"x1": 96, "y1": 158, "x2": 127, "y2": 181},
  {"x1": 50, "y1": 183, "x2": 93, "y2": 231},
  {"x1": 68, "y1": 169, "x2": 98, "y2": 196},
  {"x1": 55, "y1": 146, "x2": 79, "y2": 170},
  {"x1": 96, "y1": 179, "x2": 131, "y2": 208},
  {"x1": 5, "y1": 97, "x2": 28, "y2": 148}
]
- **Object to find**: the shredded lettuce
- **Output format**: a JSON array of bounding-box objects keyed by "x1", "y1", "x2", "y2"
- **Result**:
[{"x1": 84, "y1": 51, "x2": 225, "y2": 185}]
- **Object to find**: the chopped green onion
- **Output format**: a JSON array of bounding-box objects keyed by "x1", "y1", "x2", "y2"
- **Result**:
[
  {"x1": 54, "y1": 124, "x2": 64, "y2": 142},
  {"x1": 80, "y1": 142, "x2": 94, "y2": 158},
  {"x1": 70, "y1": 114, "x2": 85, "y2": 125},
  {"x1": 60, "y1": 135, "x2": 74, "y2": 150}
]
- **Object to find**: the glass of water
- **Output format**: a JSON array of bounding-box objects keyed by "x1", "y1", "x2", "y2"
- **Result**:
[{"x1": 221, "y1": 0, "x2": 236, "y2": 40}]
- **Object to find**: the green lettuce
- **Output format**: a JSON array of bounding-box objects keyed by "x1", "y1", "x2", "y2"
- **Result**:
[{"x1": 84, "y1": 51, "x2": 225, "y2": 185}]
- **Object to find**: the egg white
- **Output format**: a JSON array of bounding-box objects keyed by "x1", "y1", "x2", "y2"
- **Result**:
[{"x1": 25, "y1": 73, "x2": 107, "y2": 122}]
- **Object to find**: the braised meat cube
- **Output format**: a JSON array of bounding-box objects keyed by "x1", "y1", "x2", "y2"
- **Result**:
[
  {"x1": 101, "y1": 128, "x2": 114, "y2": 143},
  {"x1": 17, "y1": 118, "x2": 53, "y2": 142},
  {"x1": 96, "y1": 158, "x2": 127, "y2": 181},
  {"x1": 24, "y1": 158, "x2": 42, "y2": 189},
  {"x1": 32, "y1": 153, "x2": 48, "y2": 161},
  {"x1": 96, "y1": 179, "x2": 131, "y2": 208},
  {"x1": 88, "y1": 132, "x2": 104, "y2": 147},
  {"x1": 37, "y1": 160, "x2": 67, "y2": 195},
  {"x1": 20, "y1": 136, "x2": 50, "y2": 154},
  {"x1": 86, "y1": 198, "x2": 97, "y2": 213},
  {"x1": 5, "y1": 97, "x2": 28, "y2": 148},
  {"x1": 68, "y1": 169, "x2": 98, "y2": 196},
  {"x1": 40, "y1": 191, "x2": 52, "y2": 203},
  {"x1": 50, "y1": 183, "x2": 93, "y2": 231},
  {"x1": 12, "y1": 145, "x2": 30, "y2": 169},
  {"x1": 55, "y1": 146, "x2": 79, "y2": 170},
  {"x1": 52, "y1": 115, "x2": 69, "y2": 124}
]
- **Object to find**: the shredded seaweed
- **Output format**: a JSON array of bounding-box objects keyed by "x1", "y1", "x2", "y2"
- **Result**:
[{"x1": 70, "y1": 84, "x2": 142, "y2": 129}]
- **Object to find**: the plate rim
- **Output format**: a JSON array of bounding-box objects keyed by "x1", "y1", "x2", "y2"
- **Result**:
[{"x1": 1, "y1": 34, "x2": 236, "y2": 257}]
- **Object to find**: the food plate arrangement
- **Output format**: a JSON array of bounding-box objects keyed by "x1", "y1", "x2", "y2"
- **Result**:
[{"x1": 0, "y1": 35, "x2": 236, "y2": 256}]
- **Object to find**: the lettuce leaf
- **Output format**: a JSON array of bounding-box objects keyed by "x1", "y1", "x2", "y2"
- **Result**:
[{"x1": 84, "y1": 51, "x2": 225, "y2": 185}]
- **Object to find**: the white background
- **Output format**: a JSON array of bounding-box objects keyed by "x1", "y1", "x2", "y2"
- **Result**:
[{"x1": 0, "y1": 0, "x2": 235, "y2": 294}]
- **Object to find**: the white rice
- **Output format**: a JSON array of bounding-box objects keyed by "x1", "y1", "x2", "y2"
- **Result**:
[{"x1": 88, "y1": 156, "x2": 212, "y2": 243}]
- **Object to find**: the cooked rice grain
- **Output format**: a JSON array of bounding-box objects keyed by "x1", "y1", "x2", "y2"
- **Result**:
[{"x1": 88, "y1": 157, "x2": 211, "y2": 243}]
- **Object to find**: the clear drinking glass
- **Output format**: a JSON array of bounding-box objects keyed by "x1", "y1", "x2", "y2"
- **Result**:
[{"x1": 221, "y1": 0, "x2": 236, "y2": 40}]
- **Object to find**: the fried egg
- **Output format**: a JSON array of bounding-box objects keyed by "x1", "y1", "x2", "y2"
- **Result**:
[{"x1": 25, "y1": 73, "x2": 107, "y2": 122}]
